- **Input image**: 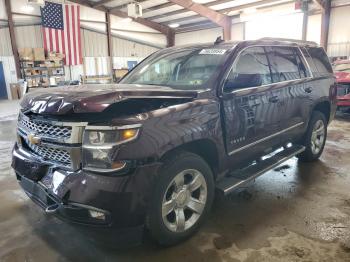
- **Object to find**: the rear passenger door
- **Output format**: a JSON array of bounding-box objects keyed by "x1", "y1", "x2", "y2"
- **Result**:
[
  {"x1": 221, "y1": 46, "x2": 281, "y2": 159},
  {"x1": 265, "y1": 46, "x2": 312, "y2": 143}
]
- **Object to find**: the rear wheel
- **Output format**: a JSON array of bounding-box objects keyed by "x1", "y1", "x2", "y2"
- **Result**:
[
  {"x1": 298, "y1": 111, "x2": 327, "y2": 162},
  {"x1": 147, "y1": 152, "x2": 214, "y2": 246}
]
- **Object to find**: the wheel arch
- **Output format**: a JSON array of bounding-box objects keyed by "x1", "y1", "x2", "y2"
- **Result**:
[
  {"x1": 160, "y1": 139, "x2": 220, "y2": 179},
  {"x1": 312, "y1": 100, "x2": 331, "y2": 124}
]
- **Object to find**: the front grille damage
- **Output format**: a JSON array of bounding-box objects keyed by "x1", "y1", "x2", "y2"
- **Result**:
[
  {"x1": 26, "y1": 142, "x2": 72, "y2": 165},
  {"x1": 17, "y1": 113, "x2": 83, "y2": 169},
  {"x1": 18, "y1": 113, "x2": 72, "y2": 139}
]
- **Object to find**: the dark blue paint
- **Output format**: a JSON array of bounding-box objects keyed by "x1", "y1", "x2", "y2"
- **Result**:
[{"x1": 0, "y1": 62, "x2": 8, "y2": 99}]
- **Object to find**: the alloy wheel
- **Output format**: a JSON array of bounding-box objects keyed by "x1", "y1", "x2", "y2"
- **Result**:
[
  {"x1": 161, "y1": 169, "x2": 207, "y2": 233},
  {"x1": 311, "y1": 119, "x2": 325, "y2": 155}
]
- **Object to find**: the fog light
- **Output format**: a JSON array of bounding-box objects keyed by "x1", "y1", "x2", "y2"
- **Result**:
[{"x1": 89, "y1": 210, "x2": 106, "y2": 220}]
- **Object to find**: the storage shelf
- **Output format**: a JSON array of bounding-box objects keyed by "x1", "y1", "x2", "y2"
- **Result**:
[
  {"x1": 20, "y1": 58, "x2": 65, "y2": 89},
  {"x1": 25, "y1": 75, "x2": 48, "y2": 78}
]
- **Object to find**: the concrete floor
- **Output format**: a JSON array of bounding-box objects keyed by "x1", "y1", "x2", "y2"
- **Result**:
[{"x1": 0, "y1": 100, "x2": 350, "y2": 262}]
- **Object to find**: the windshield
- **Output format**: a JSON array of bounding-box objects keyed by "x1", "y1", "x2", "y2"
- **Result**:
[
  {"x1": 120, "y1": 48, "x2": 229, "y2": 90},
  {"x1": 334, "y1": 63, "x2": 350, "y2": 73}
]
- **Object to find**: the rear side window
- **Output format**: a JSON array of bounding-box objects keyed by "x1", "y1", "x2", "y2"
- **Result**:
[
  {"x1": 265, "y1": 46, "x2": 309, "y2": 82},
  {"x1": 306, "y1": 47, "x2": 333, "y2": 76},
  {"x1": 224, "y1": 47, "x2": 271, "y2": 92}
]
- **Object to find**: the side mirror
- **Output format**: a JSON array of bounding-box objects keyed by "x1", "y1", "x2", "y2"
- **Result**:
[{"x1": 224, "y1": 74, "x2": 263, "y2": 92}]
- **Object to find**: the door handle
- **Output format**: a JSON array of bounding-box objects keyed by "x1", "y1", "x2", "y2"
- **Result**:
[
  {"x1": 304, "y1": 87, "x2": 313, "y2": 93},
  {"x1": 269, "y1": 96, "x2": 279, "y2": 103}
]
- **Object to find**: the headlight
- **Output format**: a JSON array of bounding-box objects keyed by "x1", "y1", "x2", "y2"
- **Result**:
[
  {"x1": 82, "y1": 126, "x2": 140, "y2": 173},
  {"x1": 83, "y1": 129, "x2": 139, "y2": 148}
]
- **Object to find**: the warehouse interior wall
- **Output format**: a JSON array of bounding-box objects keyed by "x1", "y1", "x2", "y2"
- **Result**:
[
  {"x1": 0, "y1": 0, "x2": 164, "y2": 98},
  {"x1": 1, "y1": 0, "x2": 350, "y2": 99},
  {"x1": 307, "y1": 14, "x2": 321, "y2": 44},
  {"x1": 328, "y1": 5, "x2": 350, "y2": 57},
  {"x1": 175, "y1": 27, "x2": 223, "y2": 46}
]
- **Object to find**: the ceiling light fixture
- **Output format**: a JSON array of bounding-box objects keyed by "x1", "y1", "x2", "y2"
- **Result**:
[{"x1": 169, "y1": 23, "x2": 180, "y2": 28}]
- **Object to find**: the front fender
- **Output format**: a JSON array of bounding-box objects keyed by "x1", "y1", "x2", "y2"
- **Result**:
[{"x1": 116, "y1": 99, "x2": 224, "y2": 161}]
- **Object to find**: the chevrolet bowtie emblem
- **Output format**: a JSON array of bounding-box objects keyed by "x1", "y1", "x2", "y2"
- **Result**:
[{"x1": 28, "y1": 134, "x2": 41, "y2": 145}]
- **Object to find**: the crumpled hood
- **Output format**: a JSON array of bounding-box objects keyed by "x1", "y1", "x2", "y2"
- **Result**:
[{"x1": 21, "y1": 84, "x2": 198, "y2": 115}]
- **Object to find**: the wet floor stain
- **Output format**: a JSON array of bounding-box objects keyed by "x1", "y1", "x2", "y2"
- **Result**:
[{"x1": 0, "y1": 104, "x2": 350, "y2": 261}]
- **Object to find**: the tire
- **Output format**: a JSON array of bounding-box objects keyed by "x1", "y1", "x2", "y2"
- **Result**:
[
  {"x1": 147, "y1": 151, "x2": 214, "y2": 246},
  {"x1": 297, "y1": 111, "x2": 327, "y2": 162}
]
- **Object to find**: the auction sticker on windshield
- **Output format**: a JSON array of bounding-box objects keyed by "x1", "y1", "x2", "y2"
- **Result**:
[{"x1": 199, "y1": 49, "x2": 227, "y2": 55}]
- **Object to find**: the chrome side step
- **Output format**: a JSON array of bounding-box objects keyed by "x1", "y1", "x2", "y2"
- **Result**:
[{"x1": 216, "y1": 145, "x2": 305, "y2": 195}]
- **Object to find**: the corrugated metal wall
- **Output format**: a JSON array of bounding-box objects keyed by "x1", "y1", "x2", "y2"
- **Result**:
[
  {"x1": 81, "y1": 28, "x2": 159, "y2": 58},
  {"x1": 112, "y1": 37, "x2": 158, "y2": 57},
  {"x1": 0, "y1": 28, "x2": 13, "y2": 56},
  {"x1": 328, "y1": 6, "x2": 350, "y2": 57},
  {"x1": 81, "y1": 28, "x2": 108, "y2": 57},
  {"x1": 15, "y1": 25, "x2": 43, "y2": 48}
]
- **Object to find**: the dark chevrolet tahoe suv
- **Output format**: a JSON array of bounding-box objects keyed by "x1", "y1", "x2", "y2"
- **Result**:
[{"x1": 12, "y1": 38, "x2": 336, "y2": 245}]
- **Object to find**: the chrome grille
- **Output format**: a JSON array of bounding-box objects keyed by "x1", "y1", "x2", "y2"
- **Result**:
[
  {"x1": 27, "y1": 142, "x2": 72, "y2": 165},
  {"x1": 17, "y1": 113, "x2": 85, "y2": 169},
  {"x1": 337, "y1": 84, "x2": 350, "y2": 96},
  {"x1": 18, "y1": 113, "x2": 72, "y2": 139}
]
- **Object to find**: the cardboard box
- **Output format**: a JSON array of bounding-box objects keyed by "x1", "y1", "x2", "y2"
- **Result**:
[
  {"x1": 18, "y1": 48, "x2": 33, "y2": 61},
  {"x1": 33, "y1": 48, "x2": 45, "y2": 61},
  {"x1": 10, "y1": 83, "x2": 22, "y2": 99},
  {"x1": 115, "y1": 69, "x2": 129, "y2": 79}
]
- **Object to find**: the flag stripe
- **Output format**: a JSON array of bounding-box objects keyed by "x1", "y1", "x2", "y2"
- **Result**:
[
  {"x1": 52, "y1": 29, "x2": 56, "y2": 51},
  {"x1": 77, "y1": 6, "x2": 82, "y2": 64},
  {"x1": 49, "y1": 28, "x2": 53, "y2": 52},
  {"x1": 65, "y1": 4, "x2": 72, "y2": 66},
  {"x1": 71, "y1": 5, "x2": 77, "y2": 65},
  {"x1": 41, "y1": 2, "x2": 81, "y2": 66},
  {"x1": 42, "y1": 27, "x2": 47, "y2": 52},
  {"x1": 63, "y1": 5, "x2": 69, "y2": 65},
  {"x1": 61, "y1": 29, "x2": 66, "y2": 64}
]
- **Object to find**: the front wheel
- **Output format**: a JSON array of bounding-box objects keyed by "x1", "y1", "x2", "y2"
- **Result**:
[
  {"x1": 297, "y1": 111, "x2": 327, "y2": 162},
  {"x1": 147, "y1": 152, "x2": 214, "y2": 246}
]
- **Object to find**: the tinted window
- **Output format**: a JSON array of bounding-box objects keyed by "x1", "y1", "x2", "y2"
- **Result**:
[
  {"x1": 265, "y1": 47, "x2": 307, "y2": 82},
  {"x1": 224, "y1": 47, "x2": 271, "y2": 92},
  {"x1": 300, "y1": 47, "x2": 318, "y2": 74},
  {"x1": 121, "y1": 48, "x2": 229, "y2": 90},
  {"x1": 295, "y1": 49, "x2": 311, "y2": 78},
  {"x1": 306, "y1": 47, "x2": 333, "y2": 76}
]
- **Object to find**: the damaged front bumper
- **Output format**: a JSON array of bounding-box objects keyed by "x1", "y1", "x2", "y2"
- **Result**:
[{"x1": 12, "y1": 143, "x2": 161, "y2": 231}]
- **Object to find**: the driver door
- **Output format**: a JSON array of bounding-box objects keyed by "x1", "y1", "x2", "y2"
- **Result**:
[{"x1": 221, "y1": 46, "x2": 281, "y2": 161}]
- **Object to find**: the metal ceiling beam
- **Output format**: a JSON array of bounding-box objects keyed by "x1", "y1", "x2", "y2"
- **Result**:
[
  {"x1": 109, "y1": 0, "x2": 148, "y2": 10},
  {"x1": 92, "y1": 0, "x2": 115, "y2": 8},
  {"x1": 177, "y1": 20, "x2": 217, "y2": 30},
  {"x1": 161, "y1": 0, "x2": 291, "y2": 26},
  {"x1": 146, "y1": 0, "x2": 236, "y2": 20},
  {"x1": 167, "y1": 0, "x2": 231, "y2": 40},
  {"x1": 106, "y1": 12, "x2": 113, "y2": 75},
  {"x1": 177, "y1": 23, "x2": 219, "y2": 33},
  {"x1": 69, "y1": 0, "x2": 175, "y2": 46},
  {"x1": 314, "y1": 0, "x2": 325, "y2": 10},
  {"x1": 320, "y1": 0, "x2": 330, "y2": 50},
  {"x1": 143, "y1": 2, "x2": 175, "y2": 13}
]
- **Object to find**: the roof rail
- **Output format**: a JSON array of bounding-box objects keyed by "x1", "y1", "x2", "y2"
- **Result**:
[{"x1": 259, "y1": 37, "x2": 318, "y2": 46}]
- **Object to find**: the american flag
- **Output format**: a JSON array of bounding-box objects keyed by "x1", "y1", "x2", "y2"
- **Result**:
[{"x1": 41, "y1": 1, "x2": 82, "y2": 66}]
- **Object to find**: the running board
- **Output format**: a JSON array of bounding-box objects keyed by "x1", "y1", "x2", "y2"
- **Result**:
[{"x1": 216, "y1": 145, "x2": 305, "y2": 195}]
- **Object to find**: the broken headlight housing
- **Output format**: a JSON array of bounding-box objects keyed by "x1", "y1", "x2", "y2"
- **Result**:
[{"x1": 82, "y1": 125, "x2": 140, "y2": 173}]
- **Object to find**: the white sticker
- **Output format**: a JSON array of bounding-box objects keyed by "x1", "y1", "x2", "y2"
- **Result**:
[{"x1": 199, "y1": 49, "x2": 227, "y2": 55}]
